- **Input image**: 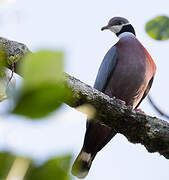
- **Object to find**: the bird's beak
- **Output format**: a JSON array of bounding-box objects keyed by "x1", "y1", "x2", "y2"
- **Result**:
[{"x1": 101, "y1": 25, "x2": 111, "y2": 31}]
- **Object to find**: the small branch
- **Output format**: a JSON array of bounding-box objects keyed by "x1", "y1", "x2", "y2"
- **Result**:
[
  {"x1": 148, "y1": 95, "x2": 169, "y2": 119},
  {"x1": 1, "y1": 37, "x2": 169, "y2": 159}
]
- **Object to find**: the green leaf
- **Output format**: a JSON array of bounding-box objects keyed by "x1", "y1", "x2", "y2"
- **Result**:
[
  {"x1": 20, "y1": 51, "x2": 63, "y2": 86},
  {"x1": 145, "y1": 15, "x2": 169, "y2": 40},
  {"x1": 0, "y1": 152, "x2": 72, "y2": 180},
  {"x1": 26, "y1": 155, "x2": 72, "y2": 180},
  {"x1": 0, "y1": 152, "x2": 15, "y2": 179},
  {"x1": 12, "y1": 50, "x2": 72, "y2": 118}
]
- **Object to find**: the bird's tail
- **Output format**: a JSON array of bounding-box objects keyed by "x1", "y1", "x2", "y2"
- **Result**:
[{"x1": 71, "y1": 149, "x2": 96, "y2": 179}]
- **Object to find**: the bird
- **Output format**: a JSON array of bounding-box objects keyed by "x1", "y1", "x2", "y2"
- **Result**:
[{"x1": 71, "y1": 17, "x2": 156, "y2": 179}]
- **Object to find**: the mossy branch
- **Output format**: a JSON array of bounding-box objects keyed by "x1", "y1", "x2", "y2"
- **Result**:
[{"x1": 1, "y1": 37, "x2": 169, "y2": 159}]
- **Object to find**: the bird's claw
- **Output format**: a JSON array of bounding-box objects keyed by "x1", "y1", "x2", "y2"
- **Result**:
[
  {"x1": 134, "y1": 108, "x2": 146, "y2": 115},
  {"x1": 115, "y1": 98, "x2": 126, "y2": 105}
]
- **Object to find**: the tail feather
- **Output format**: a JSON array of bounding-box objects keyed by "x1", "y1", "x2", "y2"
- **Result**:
[
  {"x1": 72, "y1": 121, "x2": 117, "y2": 178},
  {"x1": 71, "y1": 150, "x2": 95, "y2": 179}
]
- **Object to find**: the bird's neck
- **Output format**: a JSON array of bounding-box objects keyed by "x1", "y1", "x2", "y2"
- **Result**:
[
  {"x1": 116, "y1": 24, "x2": 136, "y2": 37},
  {"x1": 118, "y1": 32, "x2": 136, "y2": 39}
]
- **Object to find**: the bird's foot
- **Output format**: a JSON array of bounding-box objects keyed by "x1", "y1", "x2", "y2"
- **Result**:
[
  {"x1": 115, "y1": 98, "x2": 126, "y2": 105},
  {"x1": 134, "y1": 108, "x2": 146, "y2": 115}
]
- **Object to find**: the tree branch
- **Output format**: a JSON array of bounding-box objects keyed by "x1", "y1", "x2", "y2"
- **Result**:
[
  {"x1": 64, "y1": 74, "x2": 169, "y2": 159},
  {"x1": 1, "y1": 37, "x2": 169, "y2": 159}
]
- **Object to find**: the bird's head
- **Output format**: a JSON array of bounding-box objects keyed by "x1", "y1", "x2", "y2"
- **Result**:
[{"x1": 101, "y1": 17, "x2": 135, "y2": 37}]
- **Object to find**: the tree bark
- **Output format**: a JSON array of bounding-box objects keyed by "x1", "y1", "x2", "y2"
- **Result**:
[{"x1": 1, "y1": 37, "x2": 169, "y2": 159}]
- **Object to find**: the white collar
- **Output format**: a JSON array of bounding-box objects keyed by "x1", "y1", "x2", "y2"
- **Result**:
[{"x1": 118, "y1": 32, "x2": 135, "y2": 39}]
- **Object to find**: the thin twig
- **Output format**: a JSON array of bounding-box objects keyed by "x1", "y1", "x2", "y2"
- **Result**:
[
  {"x1": 7, "y1": 61, "x2": 14, "y2": 87},
  {"x1": 148, "y1": 95, "x2": 169, "y2": 119}
]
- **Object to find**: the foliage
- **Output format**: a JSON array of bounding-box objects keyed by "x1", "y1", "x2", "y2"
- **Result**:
[
  {"x1": 0, "y1": 152, "x2": 15, "y2": 179},
  {"x1": 0, "y1": 152, "x2": 72, "y2": 180},
  {"x1": 12, "y1": 50, "x2": 72, "y2": 118},
  {"x1": 0, "y1": 49, "x2": 73, "y2": 179},
  {"x1": 26, "y1": 155, "x2": 72, "y2": 180},
  {"x1": 145, "y1": 15, "x2": 169, "y2": 40}
]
